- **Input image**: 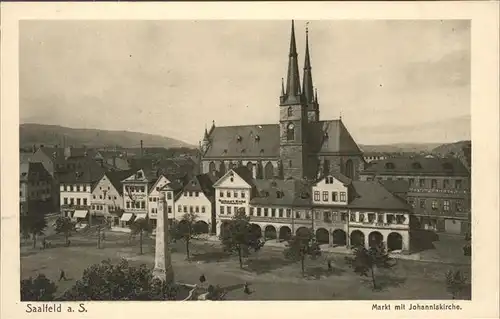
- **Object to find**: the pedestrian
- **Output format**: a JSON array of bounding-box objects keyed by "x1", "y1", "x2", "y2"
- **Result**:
[
  {"x1": 42, "y1": 238, "x2": 46, "y2": 250},
  {"x1": 327, "y1": 260, "x2": 332, "y2": 271},
  {"x1": 59, "y1": 269, "x2": 67, "y2": 281},
  {"x1": 243, "y1": 282, "x2": 250, "y2": 295},
  {"x1": 199, "y1": 274, "x2": 206, "y2": 284}
]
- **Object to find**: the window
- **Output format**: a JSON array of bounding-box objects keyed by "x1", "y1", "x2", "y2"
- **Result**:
[
  {"x1": 431, "y1": 200, "x2": 438, "y2": 210},
  {"x1": 443, "y1": 180, "x2": 450, "y2": 189},
  {"x1": 114, "y1": 196, "x2": 117, "y2": 200},
  {"x1": 386, "y1": 214, "x2": 394, "y2": 224},
  {"x1": 76, "y1": 185, "x2": 80, "y2": 192},
  {"x1": 305, "y1": 211, "x2": 310, "y2": 219},
  {"x1": 183, "y1": 192, "x2": 187, "y2": 197},
  {"x1": 167, "y1": 192, "x2": 172, "y2": 200},
  {"x1": 289, "y1": 160, "x2": 292, "y2": 168},
  {"x1": 219, "y1": 191, "x2": 224, "y2": 198},
  {"x1": 396, "y1": 215, "x2": 406, "y2": 224},
  {"x1": 377, "y1": 214, "x2": 384, "y2": 223},
  {"x1": 444, "y1": 200, "x2": 450, "y2": 211},
  {"x1": 168, "y1": 207, "x2": 172, "y2": 214},
  {"x1": 77, "y1": 198, "x2": 81, "y2": 206},
  {"x1": 178, "y1": 205, "x2": 182, "y2": 212},
  {"x1": 431, "y1": 179, "x2": 438, "y2": 189},
  {"x1": 368, "y1": 213, "x2": 375, "y2": 223},
  {"x1": 149, "y1": 197, "x2": 153, "y2": 202},
  {"x1": 340, "y1": 192, "x2": 346, "y2": 202},
  {"x1": 287, "y1": 123, "x2": 295, "y2": 141},
  {"x1": 409, "y1": 178, "x2": 415, "y2": 187},
  {"x1": 419, "y1": 179, "x2": 425, "y2": 187},
  {"x1": 195, "y1": 206, "x2": 200, "y2": 213},
  {"x1": 332, "y1": 192, "x2": 338, "y2": 202},
  {"x1": 264, "y1": 208, "x2": 269, "y2": 217},
  {"x1": 189, "y1": 192, "x2": 193, "y2": 197},
  {"x1": 241, "y1": 192, "x2": 245, "y2": 198},
  {"x1": 295, "y1": 211, "x2": 301, "y2": 219},
  {"x1": 408, "y1": 198, "x2": 415, "y2": 208},
  {"x1": 183, "y1": 206, "x2": 188, "y2": 213},
  {"x1": 70, "y1": 185, "x2": 74, "y2": 192},
  {"x1": 126, "y1": 202, "x2": 130, "y2": 209},
  {"x1": 419, "y1": 199, "x2": 426, "y2": 208},
  {"x1": 324, "y1": 211, "x2": 331, "y2": 222},
  {"x1": 455, "y1": 180, "x2": 462, "y2": 189},
  {"x1": 141, "y1": 201, "x2": 145, "y2": 209},
  {"x1": 271, "y1": 208, "x2": 276, "y2": 217},
  {"x1": 287, "y1": 107, "x2": 293, "y2": 117},
  {"x1": 227, "y1": 206, "x2": 232, "y2": 214},
  {"x1": 202, "y1": 206, "x2": 206, "y2": 213},
  {"x1": 322, "y1": 191, "x2": 328, "y2": 201},
  {"x1": 359, "y1": 213, "x2": 365, "y2": 222},
  {"x1": 278, "y1": 209, "x2": 283, "y2": 217},
  {"x1": 257, "y1": 208, "x2": 261, "y2": 216},
  {"x1": 226, "y1": 191, "x2": 231, "y2": 198},
  {"x1": 234, "y1": 192, "x2": 238, "y2": 198},
  {"x1": 83, "y1": 199, "x2": 87, "y2": 206},
  {"x1": 314, "y1": 191, "x2": 320, "y2": 201},
  {"x1": 99, "y1": 195, "x2": 103, "y2": 199},
  {"x1": 456, "y1": 200, "x2": 463, "y2": 212},
  {"x1": 153, "y1": 197, "x2": 157, "y2": 202},
  {"x1": 220, "y1": 206, "x2": 225, "y2": 214},
  {"x1": 64, "y1": 198, "x2": 68, "y2": 205},
  {"x1": 195, "y1": 191, "x2": 199, "y2": 197},
  {"x1": 350, "y1": 213, "x2": 356, "y2": 222},
  {"x1": 286, "y1": 209, "x2": 291, "y2": 218},
  {"x1": 190, "y1": 206, "x2": 194, "y2": 213},
  {"x1": 250, "y1": 207, "x2": 254, "y2": 216}
]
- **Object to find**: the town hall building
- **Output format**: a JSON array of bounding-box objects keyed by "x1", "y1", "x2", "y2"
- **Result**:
[{"x1": 200, "y1": 21, "x2": 364, "y2": 182}]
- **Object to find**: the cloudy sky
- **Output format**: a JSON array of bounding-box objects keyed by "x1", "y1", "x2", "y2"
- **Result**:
[{"x1": 20, "y1": 20, "x2": 470, "y2": 145}]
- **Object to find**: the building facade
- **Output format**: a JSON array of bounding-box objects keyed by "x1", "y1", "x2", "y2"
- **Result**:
[
  {"x1": 120, "y1": 168, "x2": 154, "y2": 227},
  {"x1": 200, "y1": 21, "x2": 364, "y2": 182},
  {"x1": 360, "y1": 157, "x2": 471, "y2": 234},
  {"x1": 20, "y1": 162, "x2": 53, "y2": 216}
]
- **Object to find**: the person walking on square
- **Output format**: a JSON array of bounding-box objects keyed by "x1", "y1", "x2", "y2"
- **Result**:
[
  {"x1": 327, "y1": 260, "x2": 332, "y2": 272},
  {"x1": 244, "y1": 282, "x2": 251, "y2": 295},
  {"x1": 59, "y1": 269, "x2": 67, "y2": 281}
]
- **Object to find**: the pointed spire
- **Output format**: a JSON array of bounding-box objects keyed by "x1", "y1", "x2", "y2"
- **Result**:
[
  {"x1": 283, "y1": 20, "x2": 302, "y2": 104},
  {"x1": 281, "y1": 78, "x2": 285, "y2": 96},
  {"x1": 315, "y1": 88, "x2": 318, "y2": 103},
  {"x1": 203, "y1": 125, "x2": 209, "y2": 140},
  {"x1": 302, "y1": 22, "x2": 314, "y2": 104}
]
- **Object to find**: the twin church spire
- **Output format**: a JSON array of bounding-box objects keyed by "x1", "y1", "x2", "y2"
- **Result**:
[{"x1": 280, "y1": 20, "x2": 320, "y2": 122}]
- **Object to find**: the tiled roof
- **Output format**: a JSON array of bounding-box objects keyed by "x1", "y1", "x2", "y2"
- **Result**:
[
  {"x1": 380, "y1": 180, "x2": 410, "y2": 196},
  {"x1": 317, "y1": 171, "x2": 352, "y2": 185},
  {"x1": 105, "y1": 170, "x2": 136, "y2": 195},
  {"x1": 362, "y1": 156, "x2": 469, "y2": 176},
  {"x1": 349, "y1": 181, "x2": 411, "y2": 211},
  {"x1": 232, "y1": 166, "x2": 257, "y2": 188},
  {"x1": 203, "y1": 124, "x2": 280, "y2": 159},
  {"x1": 249, "y1": 178, "x2": 311, "y2": 207},
  {"x1": 57, "y1": 160, "x2": 105, "y2": 184},
  {"x1": 20, "y1": 162, "x2": 52, "y2": 182},
  {"x1": 182, "y1": 173, "x2": 216, "y2": 200},
  {"x1": 203, "y1": 119, "x2": 361, "y2": 159}
]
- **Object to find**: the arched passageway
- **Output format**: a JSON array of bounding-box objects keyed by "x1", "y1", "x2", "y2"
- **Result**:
[
  {"x1": 387, "y1": 232, "x2": 403, "y2": 251},
  {"x1": 220, "y1": 221, "x2": 230, "y2": 238},
  {"x1": 296, "y1": 227, "x2": 311, "y2": 238},
  {"x1": 316, "y1": 228, "x2": 329, "y2": 244},
  {"x1": 369, "y1": 231, "x2": 383, "y2": 248},
  {"x1": 279, "y1": 226, "x2": 292, "y2": 241},
  {"x1": 332, "y1": 229, "x2": 347, "y2": 246},
  {"x1": 250, "y1": 224, "x2": 262, "y2": 238},
  {"x1": 264, "y1": 225, "x2": 277, "y2": 240},
  {"x1": 194, "y1": 221, "x2": 209, "y2": 234},
  {"x1": 350, "y1": 230, "x2": 365, "y2": 248}
]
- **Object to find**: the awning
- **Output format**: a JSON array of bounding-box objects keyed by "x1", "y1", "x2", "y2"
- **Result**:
[
  {"x1": 73, "y1": 210, "x2": 88, "y2": 218},
  {"x1": 120, "y1": 213, "x2": 134, "y2": 222},
  {"x1": 134, "y1": 213, "x2": 147, "y2": 221}
]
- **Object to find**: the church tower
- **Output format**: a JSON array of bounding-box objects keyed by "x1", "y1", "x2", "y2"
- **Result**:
[
  {"x1": 302, "y1": 25, "x2": 320, "y2": 122},
  {"x1": 279, "y1": 21, "x2": 308, "y2": 180}
]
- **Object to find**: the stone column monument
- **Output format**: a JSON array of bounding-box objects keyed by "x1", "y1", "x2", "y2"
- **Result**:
[{"x1": 153, "y1": 192, "x2": 174, "y2": 283}]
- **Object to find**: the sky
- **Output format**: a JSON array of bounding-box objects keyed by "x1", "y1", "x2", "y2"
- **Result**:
[{"x1": 20, "y1": 20, "x2": 471, "y2": 146}]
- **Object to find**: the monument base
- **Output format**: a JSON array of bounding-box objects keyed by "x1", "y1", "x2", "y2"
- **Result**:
[{"x1": 153, "y1": 266, "x2": 175, "y2": 283}]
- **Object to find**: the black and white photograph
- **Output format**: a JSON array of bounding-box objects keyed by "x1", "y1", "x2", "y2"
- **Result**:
[{"x1": 1, "y1": 2, "x2": 499, "y2": 318}]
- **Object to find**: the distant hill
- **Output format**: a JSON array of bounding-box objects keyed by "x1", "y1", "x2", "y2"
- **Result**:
[
  {"x1": 20, "y1": 123, "x2": 196, "y2": 149},
  {"x1": 359, "y1": 143, "x2": 442, "y2": 154},
  {"x1": 431, "y1": 140, "x2": 471, "y2": 170}
]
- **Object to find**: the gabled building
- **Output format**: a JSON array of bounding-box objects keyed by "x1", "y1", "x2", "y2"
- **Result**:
[
  {"x1": 20, "y1": 162, "x2": 53, "y2": 216},
  {"x1": 174, "y1": 173, "x2": 217, "y2": 234},
  {"x1": 120, "y1": 168, "x2": 156, "y2": 226},
  {"x1": 360, "y1": 156, "x2": 471, "y2": 234},
  {"x1": 90, "y1": 170, "x2": 134, "y2": 227},
  {"x1": 200, "y1": 21, "x2": 364, "y2": 182}
]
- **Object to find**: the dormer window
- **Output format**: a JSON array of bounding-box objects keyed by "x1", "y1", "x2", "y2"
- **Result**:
[
  {"x1": 236, "y1": 135, "x2": 242, "y2": 142},
  {"x1": 300, "y1": 192, "x2": 310, "y2": 199},
  {"x1": 385, "y1": 162, "x2": 395, "y2": 169},
  {"x1": 136, "y1": 171, "x2": 143, "y2": 179},
  {"x1": 276, "y1": 191, "x2": 284, "y2": 198},
  {"x1": 260, "y1": 149, "x2": 264, "y2": 155},
  {"x1": 255, "y1": 135, "x2": 260, "y2": 141}
]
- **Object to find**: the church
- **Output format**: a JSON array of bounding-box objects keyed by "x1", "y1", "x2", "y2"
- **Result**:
[{"x1": 200, "y1": 21, "x2": 364, "y2": 182}]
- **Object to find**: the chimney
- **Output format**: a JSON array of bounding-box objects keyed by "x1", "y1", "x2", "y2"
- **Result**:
[{"x1": 140, "y1": 140, "x2": 144, "y2": 158}]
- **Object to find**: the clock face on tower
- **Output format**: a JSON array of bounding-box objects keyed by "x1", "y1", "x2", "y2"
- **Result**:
[{"x1": 288, "y1": 123, "x2": 295, "y2": 130}]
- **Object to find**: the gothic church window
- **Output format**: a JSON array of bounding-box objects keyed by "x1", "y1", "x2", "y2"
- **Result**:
[
  {"x1": 287, "y1": 123, "x2": 295, "y2": 141},
  {"x1": 287, "y1": 107, "x2": 293, "y2": 117}
]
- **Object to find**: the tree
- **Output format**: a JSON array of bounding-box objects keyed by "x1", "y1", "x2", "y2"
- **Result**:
[
  {"x1": 21, "y1": 274, "x2": 57, "y2": 301},
  {"x1": 129, "y1": 217, "x2": 151, "y2": 255},
  {"x1": 54, "y1": 216, "x2": 75, "y2": 245},
  {"x1": 170, "y1": 212, "x2": 200, "y2": 260},
  {"x1": 20, "y1": 211, "x2": 47, "y2": 248},
  {"x1": 445, "y1": 270, "x2": 468, "y2": 299},
  {"x1": 345, "y1": 242, "x2": 396, "y2": 290},
  {"x1": 60, "y1": 259, "x2": 179, "y2": 300},
  {"x1": 283, "y1": 229, "x2": 321, "y2": 276},
  {"x1": 219, "y1": 209, "x2": 264, "y2": 269}
]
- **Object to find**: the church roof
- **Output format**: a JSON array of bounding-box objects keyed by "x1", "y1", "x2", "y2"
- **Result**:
[
  {"x1": 203, "y1": 124, "x2": 280, "y2": 159},
  {"x1": 203, "y1": 119, "x2": 361, "y2": 159}
]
